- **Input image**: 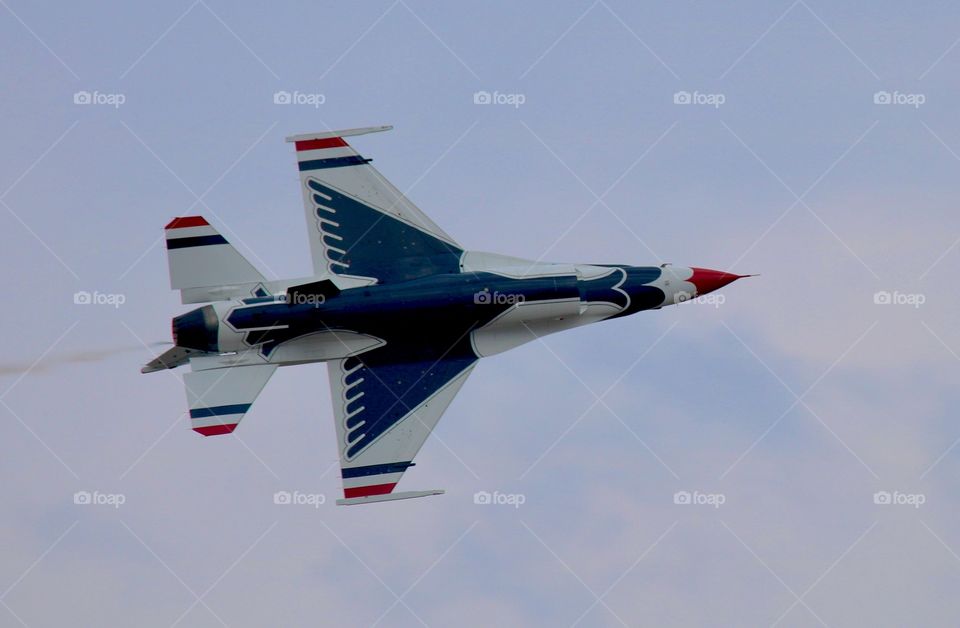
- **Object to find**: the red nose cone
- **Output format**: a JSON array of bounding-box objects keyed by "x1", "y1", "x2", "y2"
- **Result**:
[{"x1": 688, "y1": 267, "x2": 745, "y2": 296}]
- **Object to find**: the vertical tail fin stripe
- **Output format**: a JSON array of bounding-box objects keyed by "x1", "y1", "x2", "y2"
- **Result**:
[
  {"x1": 295, "y1": 137, "x2": 348, "y2": 151},
  {"x1": 166, "y1": 216, "x2": 210, "y2": 229}
]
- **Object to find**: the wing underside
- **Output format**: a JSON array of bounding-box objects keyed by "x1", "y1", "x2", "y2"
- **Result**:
[
  {"x1": 288, "y1": 127, "x2": 463, "y2": 284},
  {"x1": 183, "y1": 362, "x2": 277, "y2": 435},
  {"x1": 326, "y1": 351, "x2": 476, "y2": 504}
]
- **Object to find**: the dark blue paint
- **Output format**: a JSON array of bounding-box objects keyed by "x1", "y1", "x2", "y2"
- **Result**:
[
  {"x1": 578, "y1": 268, "x2": 630, "y2": 308},
  {"x1": 341, "y1": 354, "x2": 476, "y2": 459},
  {"x1": 167, "y1": 235, "x2": 228, "y2": 249},
  {"x1": 606, "y1": 267, "x2": 666, "y2": 318},
  {"x1": 341, "y1": 461, "x2": 415, "y2": 478},
  {"x1": 176, "y1": 265, "x2": 667, "y2": 458},
  {"x1": 298, "y1": 155, "x2": 371, "y2": 171},
  {"x1": 189, "y1": 403, "x2": 251, "y2": 418},
  {"x1": 307, "y1": 178, "x2": 463, "y2": 283}
]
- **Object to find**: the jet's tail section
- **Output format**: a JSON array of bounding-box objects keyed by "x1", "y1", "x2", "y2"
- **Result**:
[
  {"x1": 141, "y1": 345, "x2": 207, "y2": 374},
  {"x1": 165, "y1": 216, "x2": 268, "y2": 304},
  {"x1": 183, "y1": 362, "x2": 277, "y2": 436}
]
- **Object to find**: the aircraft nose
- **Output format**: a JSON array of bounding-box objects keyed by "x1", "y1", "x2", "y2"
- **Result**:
[{"x1": 688, "y1": 267, "x2": 748, "y2": 296}]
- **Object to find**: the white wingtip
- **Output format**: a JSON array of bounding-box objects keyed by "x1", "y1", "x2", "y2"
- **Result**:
[
  {"x1": 336, "y1": 489, "x2": 444, "y2": 506},
  {"x1": 285, "y1": 126, "x2": 393, "y2": 143}
]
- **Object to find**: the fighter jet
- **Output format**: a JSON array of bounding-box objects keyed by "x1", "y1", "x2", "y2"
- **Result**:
[{"x1": 143, "y1": 126, "x2": 750, "y2": 505}]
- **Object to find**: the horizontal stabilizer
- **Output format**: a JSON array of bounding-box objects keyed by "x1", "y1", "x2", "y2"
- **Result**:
[
  {"x1": 165, "y1": 216, "x2": 266, "y2": 303},
  {"x1": 336, "y1": 489, "x2": 444, "y2": 506},
  {"x1": 184, "y1": 363, "x2": 276, "y2": 436},
  {"x1": 141, "y1": 345, "x2": 208, "y2": 373}
]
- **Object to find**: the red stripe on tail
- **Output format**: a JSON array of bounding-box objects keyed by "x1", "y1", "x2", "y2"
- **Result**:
[
  {"x1": 193, "y1": 424, "x2": 237, "y2": 436},
  {"x1": 295, "y1": 137, "x2": 348, "y2": 151},
  {"x1": 166, "y1": 216, "x2": 209, "y2": 229},
  {"x1": 343, "y1": 483, "x2": 397, "y2": 499}
]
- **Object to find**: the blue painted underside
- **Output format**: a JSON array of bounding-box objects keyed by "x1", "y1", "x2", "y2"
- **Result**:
[
  {"x1": 216, "y1": 267, "x2": 665, "y2": 459},
  {"x1": 307, "y1": 178, "x2": 463, "y2": 283},
  {"x1": 298, "y1": 155, "x2": 371, "y2": 171},
  {"x1": 167, "y1": 235, "x2": 228, "y2": 249},
  {"x1": 189, "y1": 403, "x2": 251, "y2": 418},
  {"x1": 341, "y1": 461, "x2": 414, "y2": 479},
  {"x1": 341, "y1": 353, "x2": 476, "y2": 460},
  {"x1": 224, "y1": 269, "x2": 666, "y2": 360}
]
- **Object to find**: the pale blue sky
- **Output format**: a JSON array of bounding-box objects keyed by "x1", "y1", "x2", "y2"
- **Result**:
[{"x1": 2, "y1": 1, "x2": 960, "y2": 626}]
